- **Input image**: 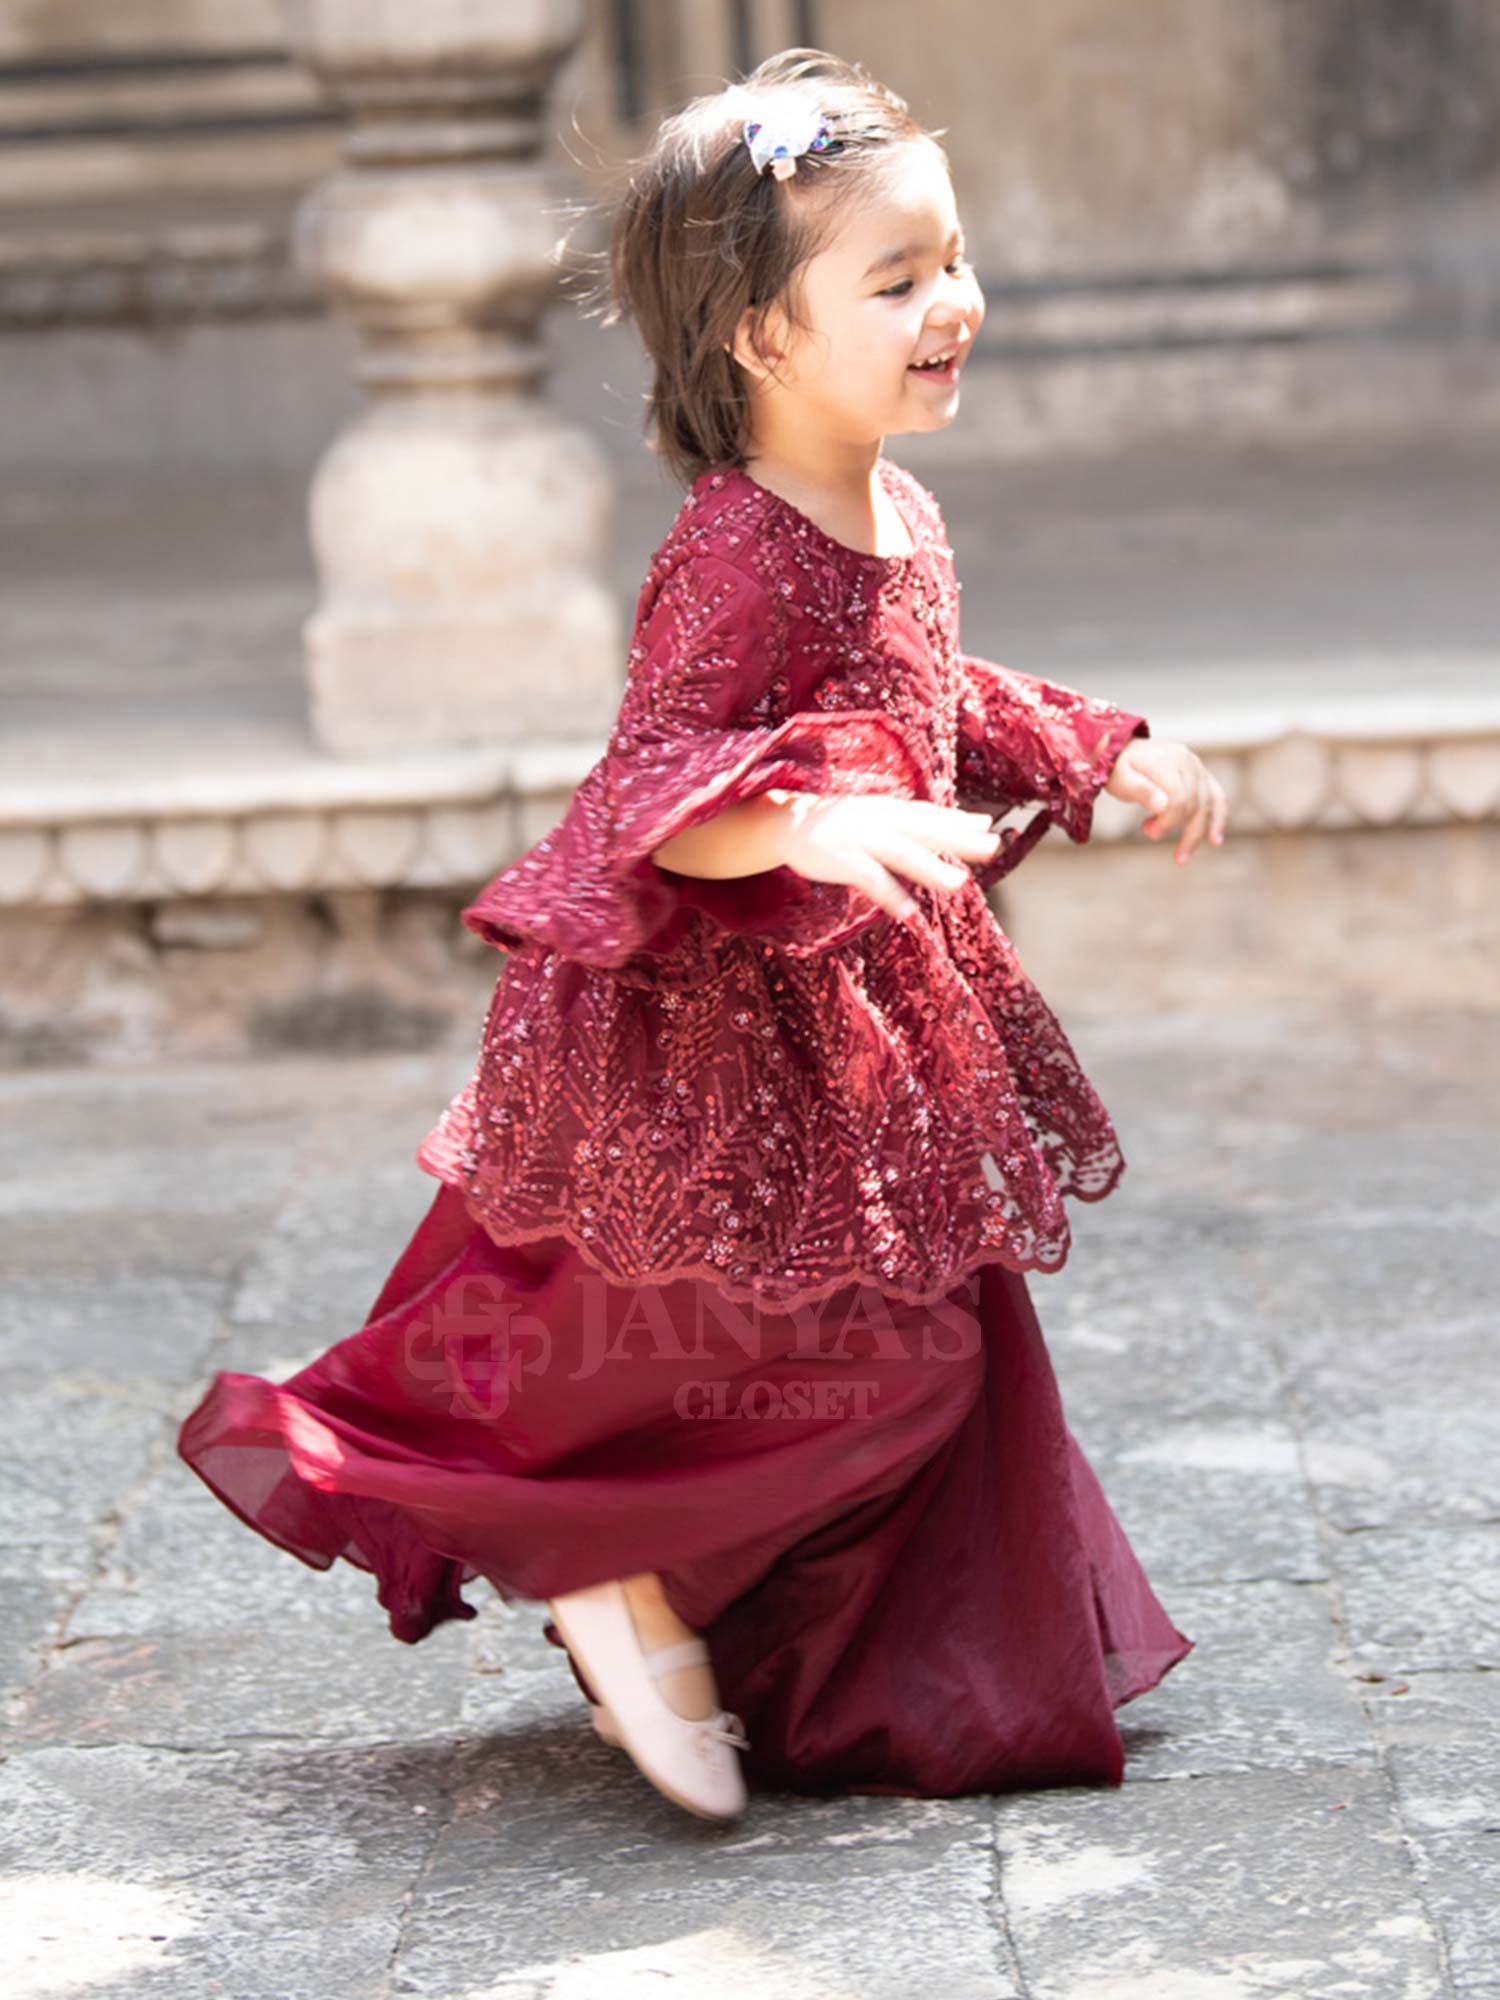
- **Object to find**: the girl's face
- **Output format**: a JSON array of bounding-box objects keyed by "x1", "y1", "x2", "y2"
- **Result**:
[{"x1": 737, "y1": 141, "x2": 986, "y2": 449}]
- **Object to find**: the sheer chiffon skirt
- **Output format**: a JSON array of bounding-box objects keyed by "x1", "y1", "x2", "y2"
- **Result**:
[{"x1": 176, "y1": 1180, "x2": 1192, "y2": 1797}]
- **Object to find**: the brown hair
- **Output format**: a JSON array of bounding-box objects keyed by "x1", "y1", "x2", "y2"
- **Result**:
[{"x1": 569, "y1": 48, "x2": 946, "y2": 490}]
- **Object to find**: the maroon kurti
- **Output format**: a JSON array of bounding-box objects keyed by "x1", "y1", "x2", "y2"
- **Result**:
[{"x1": 177, "y1": 456, "x2": 1193, "y2": 1799}]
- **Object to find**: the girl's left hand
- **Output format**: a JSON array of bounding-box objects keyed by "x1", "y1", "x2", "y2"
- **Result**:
[{"x1": 1106, "y1": 738, "x2": 1228, "y2": 865}]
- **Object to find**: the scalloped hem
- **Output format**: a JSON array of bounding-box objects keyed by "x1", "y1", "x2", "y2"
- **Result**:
[{"x1": 419, "y1": 1145, "x2": 1128, "y2": 1318}]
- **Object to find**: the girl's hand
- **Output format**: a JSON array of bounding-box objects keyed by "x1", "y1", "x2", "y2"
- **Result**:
[
  {"x1": 1106, "y1": 739, "x2": 1228, "y2": 865},
  {"x1": 760, "y1": 790, "x2": 1003, "y2": 923}
]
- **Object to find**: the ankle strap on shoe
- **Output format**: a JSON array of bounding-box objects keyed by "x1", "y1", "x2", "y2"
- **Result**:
[{"x1": 643, "y1": 1636, "x2": 712, "y2": 1681}]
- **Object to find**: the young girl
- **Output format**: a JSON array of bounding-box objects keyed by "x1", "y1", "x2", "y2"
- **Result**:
[{"x1": 177, "y1": 48, "x2": 1227, "y2": 1826}]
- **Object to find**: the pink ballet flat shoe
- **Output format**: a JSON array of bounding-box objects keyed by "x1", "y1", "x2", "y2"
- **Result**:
[
  {"x1": 589, "y1": 1696, "x2": 623, "y2": 1745},
  {"x1": 548, "y1": 1580, "x2": 751, "y2": 1822}
]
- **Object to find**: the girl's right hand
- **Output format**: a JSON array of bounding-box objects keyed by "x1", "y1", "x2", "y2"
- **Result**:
[{"x1": 760, "y1": 790, "x2": 1003, "y2": 925}]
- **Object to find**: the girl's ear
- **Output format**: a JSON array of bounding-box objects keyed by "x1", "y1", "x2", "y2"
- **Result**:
[{"x1": 727, "y1": 303, "x2": 786, "y2": 384}]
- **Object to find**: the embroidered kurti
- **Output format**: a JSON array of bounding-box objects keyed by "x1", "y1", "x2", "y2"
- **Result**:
[{"x1": 416, "y1": 456, "x2": 1150, "y2": 1312}]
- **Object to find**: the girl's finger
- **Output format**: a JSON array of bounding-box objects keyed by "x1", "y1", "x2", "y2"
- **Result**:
[
  {"x1": 1137, "y1": 777, "x2": 1172, "y2": 824},
  {"x1": 935, "y1": 824, "x2": 1005, "y2": 862},
  {"x1": 1143, "y1": 798, "x2": 1181, "y2": 838},
  {"x1": 1175, "y1": 790, "x2": 1212, "y2": 863},
  {"x1": 884, "y1": 810, "x2": 1003, "y2": 868},
  {"x1": 856, "y1": 857, "x2": 926, "y2": 924},
  {"x1": 1210, "y1": 783, "x2": 1230, "y2": 846},
  {"x1": 1135, "y1": 772, "x2": 1170, "y2": 812},
  {"x1": 904, "y1": 802, "x2": 1007, "y2": 858},
  {"x1": 873, "y1": 831, "x2": 974, "y2": 895}
]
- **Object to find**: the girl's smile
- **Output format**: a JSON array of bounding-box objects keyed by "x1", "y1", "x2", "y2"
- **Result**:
[{"x1": 906, "y1": 342, "x2": 968, "y2": 386}]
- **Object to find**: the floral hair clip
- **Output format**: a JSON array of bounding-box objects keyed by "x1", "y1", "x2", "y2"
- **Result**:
[{"x1": 742, "y1": 102, "x2": 836, "y2": 181}]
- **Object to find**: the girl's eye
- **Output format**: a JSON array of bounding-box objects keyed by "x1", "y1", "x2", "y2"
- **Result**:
[{"x1": 879, "y1": 257, "x2": 968, "y2": 300}]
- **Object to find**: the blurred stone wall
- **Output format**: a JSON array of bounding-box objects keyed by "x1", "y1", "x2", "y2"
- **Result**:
[
  {"x1": 0, "y1": 0, "x2": 329, "y2": 211},
  {"x1": 5, "y1": 0, "x2": 1496, "y2": 270},
  {"x1": 0, "y1": 0, "x2": 1496, "y2": 472},
  {"x1": 818, "y1": 0, "x2": 1500, "y2": 274}
]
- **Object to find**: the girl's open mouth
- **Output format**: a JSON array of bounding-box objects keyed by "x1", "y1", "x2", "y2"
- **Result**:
[{"x1": 907, "y1": 353, "x2": 960, "y2": 384}]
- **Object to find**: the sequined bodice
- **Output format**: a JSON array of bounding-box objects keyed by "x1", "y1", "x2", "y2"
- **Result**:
[
  {"x1": 731, "y1": 469, "x2": 961, "y2": 797},
  {"x1": 416, "y1": 457, "x2": 1151, "y2": 1311}
]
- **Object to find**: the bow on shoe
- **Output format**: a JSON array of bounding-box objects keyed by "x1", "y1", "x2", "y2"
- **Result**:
[{"x1": 694, "y1": 1709, "x2": 751, "y2": 1761}]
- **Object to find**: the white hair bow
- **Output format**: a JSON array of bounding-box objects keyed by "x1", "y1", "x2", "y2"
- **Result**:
[{"x1": 742, "y1": 102, "x2": 834, "y2": 181}]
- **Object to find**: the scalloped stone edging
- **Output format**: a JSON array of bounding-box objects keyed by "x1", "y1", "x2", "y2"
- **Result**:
[{"x1": 2, "y1": 713, "x2": 1499, "y2": 911}]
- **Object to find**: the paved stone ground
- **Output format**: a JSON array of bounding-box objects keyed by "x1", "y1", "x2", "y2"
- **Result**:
[{"x1": 1, "y1": 1000, "x2": 1497, "y2": 1999}]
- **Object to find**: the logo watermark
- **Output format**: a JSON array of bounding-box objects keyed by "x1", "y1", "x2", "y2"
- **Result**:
[{"x1": 395, "y1": 1267, "x2": 980, "y2": 1421}]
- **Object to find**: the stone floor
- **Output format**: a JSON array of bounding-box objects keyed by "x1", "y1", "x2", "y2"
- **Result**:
[{"x1": 1, "y1": 999, "x2": 1496, "y2": 1998}]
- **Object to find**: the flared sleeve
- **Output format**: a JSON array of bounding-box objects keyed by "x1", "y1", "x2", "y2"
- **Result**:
[
  {"x1": 954, "y1": 651, "x2": 1150, "y2": 887},
  {"x1": 461, "y1": 551, "x2": 931, "y2": 978}
]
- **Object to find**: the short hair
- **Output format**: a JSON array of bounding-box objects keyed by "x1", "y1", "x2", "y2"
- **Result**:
[{"x1": 573, "y1": 48, "x2": 947, "y2": 489}]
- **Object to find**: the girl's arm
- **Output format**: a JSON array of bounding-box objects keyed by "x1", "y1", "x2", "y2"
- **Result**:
[
  {"x1": 654, "y1": 787, "x2": 1005, "y2": 927},
  {"x1": 955, "y1": 651, "x2": 1149, "y2": 848},
  {"x1": 461, "y1": 557, "x2": 930, "y2": 976},
  {"x1": 649, "y1": 789, "x2": 794, "y2": 878}
]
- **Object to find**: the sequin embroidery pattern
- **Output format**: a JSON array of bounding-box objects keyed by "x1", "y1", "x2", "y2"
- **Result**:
[{"x1": 417, "y1": 457, "x2": 1151, "y2": 1311}]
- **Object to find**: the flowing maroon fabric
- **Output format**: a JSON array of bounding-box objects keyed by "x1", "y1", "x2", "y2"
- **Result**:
[
  {"x1": 176, "y1": 453, "x2": 1193, "y2": 1799},
  {"x1": 177, "y1": 1178, "x2": 1191, "y2": 1797}
]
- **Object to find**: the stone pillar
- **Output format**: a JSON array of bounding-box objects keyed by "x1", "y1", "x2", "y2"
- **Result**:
[{"x1": 282, "y1": 0, "x2": 618, "y2": 758}]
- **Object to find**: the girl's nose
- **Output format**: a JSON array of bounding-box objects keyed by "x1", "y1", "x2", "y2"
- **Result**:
[
  {"x1": 934, "y1": 297, "x2": 982, "y2": 344},
  {"x1": 930, "y1": 317, "x2": 977, "y2": 357}
]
